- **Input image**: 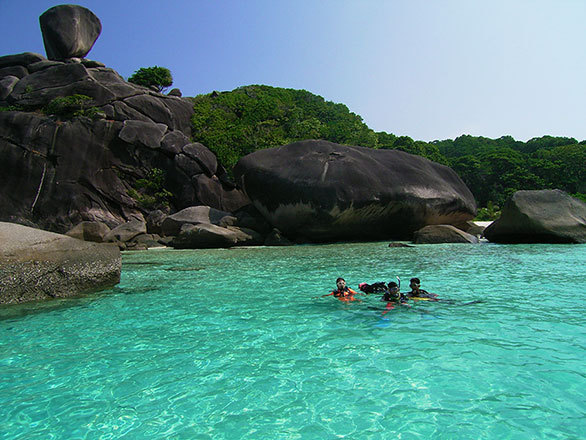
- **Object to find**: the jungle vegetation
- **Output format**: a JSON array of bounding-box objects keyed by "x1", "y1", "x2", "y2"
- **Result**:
[{"x1": 190, "y1": 85, "x2": 585, "y2": 213}]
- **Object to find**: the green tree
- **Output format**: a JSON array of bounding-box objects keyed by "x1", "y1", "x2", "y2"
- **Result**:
[
  {"x1": 128, "y1": 66, "x2": 173, "y2": 93},
  {"x1": 190, "y1": 85, "x2": 381, "y2": 169},
  {"x1": 535, "y1": 144, "x2": 586, "y2": 193}
]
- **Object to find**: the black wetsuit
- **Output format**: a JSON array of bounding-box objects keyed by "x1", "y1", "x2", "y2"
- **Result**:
[
  {"x1": 359, "y1": 282, "x2": 387, "y2": 294},
  {"x1": 382, "y1": 291, "x2": 408, "y2": 303},
  {"x1": 407, "y1": 289, "x2": 436, "y2": 299}
]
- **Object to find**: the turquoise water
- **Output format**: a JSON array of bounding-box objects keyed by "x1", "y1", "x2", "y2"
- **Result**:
[{"x1": 1, "y1": 242, "x2": 585, "y2": 439}]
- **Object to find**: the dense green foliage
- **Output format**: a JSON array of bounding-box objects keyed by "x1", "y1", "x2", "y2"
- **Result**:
[
  {"x1": 191, "y1": 85, "x2": 446, "y2": 169},
  {"x1": 435, "y1": 135, "x2": 586, "y2": 207},
  {"x1": 0, "y1": 105, "x2": 22, "y2": 112},
  {"x1": 189, "y1": 85, "x2": 584, "y2": 211},
  {"x1": 128, "y1": 66, "x2": 173, "y2": 93},
  {"x1": 127, "y1": 168, "x2": 172, "y2": 210},
  {"x1": 43, "y1": 94, "x2": 100, "y2": 119},
  {"x1": 191, "y1": 85, "x2": 377, "y2": 168}
]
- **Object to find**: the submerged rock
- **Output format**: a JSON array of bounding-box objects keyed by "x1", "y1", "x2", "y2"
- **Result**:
[
  {"x1": 483, "y1": 190, "x2": 586, "y2": 243},
  {"x1": 0, "y1": 222, "x2": 120, "y2": 304},
  {"x1": 234, "y1": 140, "x2": 476, "y2": 242},
  {"x1": 387, "y1": 242, "x2": 414, "y2": 248}
]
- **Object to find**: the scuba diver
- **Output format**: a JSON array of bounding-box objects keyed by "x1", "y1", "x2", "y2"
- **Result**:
[
  {"x1": 406, "y1": 278, "x2": 438, "y2": 299},
  {"x1": 380, "y1": 279, "x2": 410, "y2": 314},
  {"x1": 382, "y1": 281, "x2": 408, "y2": 303},
  {"x1": 318, "y1": 277, "x2": 361, "y2": 302}
]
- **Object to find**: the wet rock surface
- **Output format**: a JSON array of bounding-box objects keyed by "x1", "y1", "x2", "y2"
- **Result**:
[{"x1": 0, "y1": 222, "x2": 121, "y2": 304}]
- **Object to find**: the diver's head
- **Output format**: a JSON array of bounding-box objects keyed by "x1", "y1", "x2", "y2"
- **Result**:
[
  {"x1": 409, "y1": 278, "x2": 421, "y2": 290},
  {"x1": 336, "y1": 278, "x2": 346, "y2": 290},
  {"x1": 388, "y1": 281, "x2": 399, "y2": 293}
]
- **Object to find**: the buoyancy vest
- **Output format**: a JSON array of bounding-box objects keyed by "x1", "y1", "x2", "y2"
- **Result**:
[{"x1": 331, "y1": 287, "x2": 358, "y2": 301}]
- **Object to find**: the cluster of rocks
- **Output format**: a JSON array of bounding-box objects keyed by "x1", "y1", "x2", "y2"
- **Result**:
[
  {"x1": 65, "y1": 205, "x2": 291, "y2": 250},
  {"x1": 391, "y1": 190, "x2": 586, "y2": 245},
  {"x1": 3, "y1": 4, "x2": 585, "y2": 307},
  {"x1": 0, "y1": 5, "x2": 248, "y2": 233}
]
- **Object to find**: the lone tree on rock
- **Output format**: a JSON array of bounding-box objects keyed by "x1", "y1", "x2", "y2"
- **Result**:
[{"x1": 128, "y1": 66, "x2": 173, "y2": 93}]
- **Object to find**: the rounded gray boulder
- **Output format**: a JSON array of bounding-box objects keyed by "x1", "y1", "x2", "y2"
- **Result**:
[
  {"x1": 413, "y1": 224, "x2": 479, "y2": 244},
  {"x1": 234, "y1": 140, "x2": 476, "y2": 242},
  {"x1": 39, "y1": 5, "x2": 102, "y2": 60},
  {"x1": 483, "y1": 190, "x2": 586, "y2": 243}
]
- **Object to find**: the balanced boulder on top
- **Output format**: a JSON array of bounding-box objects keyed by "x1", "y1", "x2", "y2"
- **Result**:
[{"x1": 39, "y1": 4, "x2": 102, "y2": 60}]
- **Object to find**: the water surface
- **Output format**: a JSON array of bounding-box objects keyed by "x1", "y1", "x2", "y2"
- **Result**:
[{"x1": 1, "y1": 243, "x2": 585, "y2": 439}]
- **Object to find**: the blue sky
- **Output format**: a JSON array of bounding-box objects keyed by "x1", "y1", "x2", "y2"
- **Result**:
[{"x1": 1, "y1": 0, "x2": 585, "y2": 142}]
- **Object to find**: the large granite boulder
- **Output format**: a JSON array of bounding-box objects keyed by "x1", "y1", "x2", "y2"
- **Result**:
[
  {"x1": 483, "y1": 190, "x2": 586, "y2": 243},
  {"x1": 234, "y1": 140, "x2": 476, "y2": 242},
  {"x1": 39, "y1": 5, "x2": 102, "y2": 60},
  {"x1": 413, "y1": 224, "x2": 479, "y2": 244},
  {"x1": 0, "y1": 222, "x2": 120, "y2": 304}
]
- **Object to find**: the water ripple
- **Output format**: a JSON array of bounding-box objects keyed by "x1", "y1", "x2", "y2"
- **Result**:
[{"x1": 1, "y1": 243, "x2": 585, "y2": 439}]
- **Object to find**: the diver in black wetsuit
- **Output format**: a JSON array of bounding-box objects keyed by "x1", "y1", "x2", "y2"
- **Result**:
[
  {"x1": 382, "y1": 281, "x2": 408, "y2": 303},
  {"x1": 406, "y1": 278, "x2": 438, "y2": 299}
]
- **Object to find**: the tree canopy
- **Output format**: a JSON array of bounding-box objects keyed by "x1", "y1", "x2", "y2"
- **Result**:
[
  {"x1": 128, "y1": 66, "x2": 173, "y2": 93},
  {"x1": 189, "y1": 84, "x2": 585, "y2": 210}
]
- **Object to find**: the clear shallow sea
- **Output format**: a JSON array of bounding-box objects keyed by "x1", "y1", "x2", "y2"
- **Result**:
[{"x1": 0, "y1": 242, "x2": 585, "y2": 439}]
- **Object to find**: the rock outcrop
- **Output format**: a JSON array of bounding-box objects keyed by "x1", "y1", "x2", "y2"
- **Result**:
[
  {"x1": 483, "y1": 190, "x2": 586, "y2": 243},
  {"x1": 0, "y1": 54, "x2": 247, "y2": 233},
  {"x1": 39, "y1": 5, "x2": 102, "y2": 60},
  {"x1": 0, "y1": 222, "x2": 121, "y2": 304},
  {"x1": 234, "y1": 140, "x2": 476, "y2": 242},
  {"x1": 0, "y1": 6, "x2": 248, "y2": 234},
  {"x1": 412, "y1": 224, "x2": 479, "y2": 244}
]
